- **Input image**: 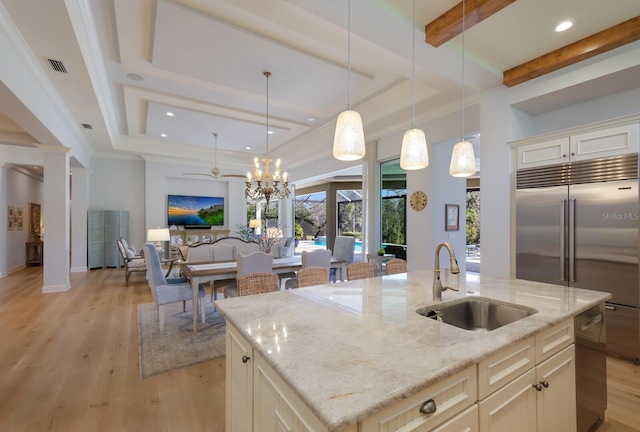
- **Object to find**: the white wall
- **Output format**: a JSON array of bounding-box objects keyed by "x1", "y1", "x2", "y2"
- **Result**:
[{"x1": 89, "y1": 157, "x2": 146, "y2": 248}]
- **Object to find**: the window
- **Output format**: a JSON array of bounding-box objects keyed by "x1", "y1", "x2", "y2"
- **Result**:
[{"x1": 380, "y1": 159, "x2": 406, "y2": 246}]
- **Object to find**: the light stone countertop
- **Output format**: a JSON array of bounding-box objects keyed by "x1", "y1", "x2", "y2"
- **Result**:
[{"x1": 214, "y1": 270, "x2": 611, "y2": 432}]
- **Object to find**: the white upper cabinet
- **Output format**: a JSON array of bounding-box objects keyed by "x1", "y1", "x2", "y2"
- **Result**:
[{"x1": 514, "y1": 119, "x2": 639, "y2": 170}]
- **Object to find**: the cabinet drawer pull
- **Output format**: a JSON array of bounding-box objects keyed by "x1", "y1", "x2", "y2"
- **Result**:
[
  {"x1": 419, "y1": 399, "x2": 436, "y2": 415},
  {"x1": 241, "y1": 355, "x2": 251, "y2": 363}
]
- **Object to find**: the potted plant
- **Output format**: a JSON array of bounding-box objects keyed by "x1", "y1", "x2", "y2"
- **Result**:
[{"x1": 294, "y1": 222, "x2": 304, "y2": 247}]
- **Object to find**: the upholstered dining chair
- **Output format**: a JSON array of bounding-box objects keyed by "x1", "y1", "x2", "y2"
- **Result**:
[
  {"x1": 142, "y1": 242, "x2": 206, "y2": 331},
  {"x1": 236, "y1": 272, "x2": 280, "y2": 296},
  {"x1": 296, "y1": 266, "x2": 330, "y2": 288},
  {"x1": 331, "y1": 236, "x2": 356, "y2": 282},
  {"x1": 116, "y1": 238, "x2": 147, "y2": 286},
  {"x1": 210, "y1": 243, "x2": 237, "y2": 302},
  {"x1": 284, "y1": 248, "x2": 332, "y2": 289},
  {"x1": 224, "y1": 251, "x2": 274, "y2": 298},
  {"x1": 385, "y1": 258, "x2": 407, "y2": 275},
  {"x1": 346, "y1": 262, "x2": 375, "y2": 281},
  {"x1": 185, "y1": 243, "x2": 211, "y2": 263}
]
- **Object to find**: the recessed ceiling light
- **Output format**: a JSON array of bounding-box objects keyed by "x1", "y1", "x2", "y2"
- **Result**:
[
  {"x1": 307, "y1": 117, "x2": 317, "y2": 122},
  {"x1": 127, "y1": 73, "x2": 143, "y2": 81},
  {"x1": 245, "y1": 146, "x2": 251, "y2": 150},
  {"x1": 555, "y1": 21, "x2": 573, "y2": 32},
  {"x1": 267, "y1": 130, "x2": 274, "y2": 135},
  {"x1": 166, "y1": 112, "x2": 174, "y2": 116},
  {"x1": 160, "y1": 133, "x2": 167, "y2": 138}
]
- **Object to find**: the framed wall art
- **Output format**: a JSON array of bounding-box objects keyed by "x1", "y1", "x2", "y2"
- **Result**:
[
  {"x1": 17, "y1": 207, "x2": 23, "y2": 230},
  {"x1": 29, "y1": 202, "x2": 41, "y2": 239},
  {"x1": 8, "y1": 206, "x2": 14, "y2": 230},
  {"x1": 445, "y1": 204, "x2": 459, "y2": 232}
]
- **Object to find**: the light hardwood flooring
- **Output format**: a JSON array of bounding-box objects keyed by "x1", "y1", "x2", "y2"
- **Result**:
[{"x1": 0, "y1": 266, "x2": 639, "y2": 431}]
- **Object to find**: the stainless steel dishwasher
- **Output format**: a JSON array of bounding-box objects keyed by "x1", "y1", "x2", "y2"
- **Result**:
[{"x1": 574, "y1": 303, "x2": 607, "y2": 432}]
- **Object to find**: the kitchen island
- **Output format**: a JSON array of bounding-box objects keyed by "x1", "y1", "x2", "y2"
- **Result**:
[{"x1": 214, "y1": 270, "x2": 610, "y2": 432}]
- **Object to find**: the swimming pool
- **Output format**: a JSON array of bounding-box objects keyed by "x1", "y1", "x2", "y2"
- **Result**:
[{"x1": 313, "y1": 237, "x2": 362, "y2": 253}]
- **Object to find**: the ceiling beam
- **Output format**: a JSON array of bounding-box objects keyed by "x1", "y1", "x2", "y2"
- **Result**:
[
  {"x1": 503, "y1": 16, "x2": 640, "y2": 87},
  {"x1": 425, "y1": 0, "x2": 516, "y2": 48}
]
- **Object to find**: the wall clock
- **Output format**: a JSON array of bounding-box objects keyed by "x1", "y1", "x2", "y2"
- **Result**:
[{"x1": 410, "y1": 191, "x2": 427, "y2": 211}]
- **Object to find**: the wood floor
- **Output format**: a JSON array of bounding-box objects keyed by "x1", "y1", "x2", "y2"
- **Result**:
[{"x1": 0, "y1": 266, "x2": 639, "y2": 431}]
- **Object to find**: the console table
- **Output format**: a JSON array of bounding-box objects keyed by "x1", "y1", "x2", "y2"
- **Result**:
[{"x1": 26, "y1": 241, "x2": 43, "y2": 266}]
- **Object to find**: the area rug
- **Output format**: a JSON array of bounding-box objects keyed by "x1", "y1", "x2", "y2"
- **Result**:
[{"x1": 138, "y1": 300, "x2": 226, "y2": 379}]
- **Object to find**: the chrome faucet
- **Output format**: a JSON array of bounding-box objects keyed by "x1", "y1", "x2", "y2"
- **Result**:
[{"x1": 433, "y1": 242, "x2": 460, "y2": 301}]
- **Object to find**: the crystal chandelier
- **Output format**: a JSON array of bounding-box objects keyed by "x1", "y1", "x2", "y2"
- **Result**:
[{"x1": 245, "y1": 71, "x2": 290, "y2": 203}]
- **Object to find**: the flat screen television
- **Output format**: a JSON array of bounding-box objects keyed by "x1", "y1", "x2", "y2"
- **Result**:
[{"x1": 167, "y1": 194, "x2": 224, "y2": 228}]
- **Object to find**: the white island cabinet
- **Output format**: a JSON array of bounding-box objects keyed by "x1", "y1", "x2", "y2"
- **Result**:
[{"x1": 216, "y1": 271, "x2": 609, "y2": 432}]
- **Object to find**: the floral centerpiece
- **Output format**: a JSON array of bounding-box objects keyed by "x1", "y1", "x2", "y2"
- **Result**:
[{"x1": 258, "y1": 225, "x2": 283, "y2": 254}]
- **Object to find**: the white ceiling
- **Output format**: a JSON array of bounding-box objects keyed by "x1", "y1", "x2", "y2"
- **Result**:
[{"x1": 1, "y1": 0, "x2": 640, "y2": 184}]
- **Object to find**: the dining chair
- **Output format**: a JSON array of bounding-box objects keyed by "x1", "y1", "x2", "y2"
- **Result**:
[
  {"x1": 296, "y1": 266, "x2": 330, "y2": 288},
  {"x1": 210, "y1": 243, "x2": 237, "y2": 302},
  {"x1": 346, "y1": 262, "x2": 375, "y2": 281},
  {"x1": 236, "y1": 272, "x2": 280, "y2": 296},
  {"x1": 331, "y1": 236, "x2": 356, "y2": 282},
  {"x1": 385, "y1": 258, "x2": 407, "y2": 275},
  {"x1": 285, "y1": 248, "x2": 332, "y2": 289},
  {"x1": 116, "y1": 238, "x2": 147, "y2": 286},
  {"x1": 142, "y1": 242, "x2": 206, "y2": 331},
  {"x1": 186, "y1": 243, "x2": 211, "y2": 262},
  {"x1": 224, "y1": 251, "x2": 274, "y2": 298}
]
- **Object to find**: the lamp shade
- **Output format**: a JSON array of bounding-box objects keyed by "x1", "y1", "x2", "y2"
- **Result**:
[
  {"x1": 400, "y1": 128, "x2": 429, "y2": 170},
  {"x1": 333, "y1": 110, "x2": 365, "y2": 161},
  {"x1": 249, "y1": 219, "x2": 261, "y2": 229},
  {"x1": 147, "y1": 228, "x2": 170, "y2": 242},
  {"x1": 449, "y1": 140, "x2": 476, "y2": 177}
]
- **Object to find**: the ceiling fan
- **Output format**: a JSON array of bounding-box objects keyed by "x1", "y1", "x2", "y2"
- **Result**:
[{"x1": 182, "y1": 133, "x2": 245, "y2": 179}]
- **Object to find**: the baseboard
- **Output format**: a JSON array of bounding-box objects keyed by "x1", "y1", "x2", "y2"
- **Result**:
[
  {"x1": 70, "y1": 266, "x2": 88, "y2": 273},
  {"x1": 42, "y1": 283, "x2": 70, "y2": 293}
]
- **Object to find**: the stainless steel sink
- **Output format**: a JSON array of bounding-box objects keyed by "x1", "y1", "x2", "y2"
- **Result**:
[{"x1": 417, "y1": 298, "x2": 537, "y2": 332}]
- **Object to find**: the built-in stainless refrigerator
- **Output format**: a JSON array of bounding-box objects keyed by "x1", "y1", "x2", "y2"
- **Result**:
[
  {"x1": 516, "y1": 154, "x2": 639, "y2": 432},
  {"x1": 516, "y1": 154, "x2": 639, "y2": 362}
]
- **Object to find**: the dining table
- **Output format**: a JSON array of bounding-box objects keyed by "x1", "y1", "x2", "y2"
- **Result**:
[{"x1": 178, "y1": 255, "x2": 347, "y2": 331}]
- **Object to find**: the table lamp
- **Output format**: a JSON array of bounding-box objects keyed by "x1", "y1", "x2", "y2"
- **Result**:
[
  {"x1": 249, "y1": 219, "x2": 260, "y2": 236},
  {"x1": 147, "y1": 227, "x2": 170, "y2": 258}
]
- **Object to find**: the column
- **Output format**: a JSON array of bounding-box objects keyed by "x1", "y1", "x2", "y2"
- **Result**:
[
  {"x1": 40, "y1": 145, "x2": 71, "y2": 292},
  {"x1": 70, "y1": 167, "x2": 90, "y2": 272}
]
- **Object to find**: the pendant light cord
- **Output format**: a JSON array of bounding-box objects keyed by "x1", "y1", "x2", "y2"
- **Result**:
[
  {"x1": 411, "y1": 0, "x2": 416, "y2": 128},
  {"x1": 347, "y1": 0, "x2": 351, "y2": 110},
  {"x1": 461, "y1": 0, "x2": 466, "y2": 141}
]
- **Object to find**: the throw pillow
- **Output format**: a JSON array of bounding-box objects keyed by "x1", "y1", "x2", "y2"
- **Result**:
[{"x1": 126, "y1": 248, "x2": 136, "y2": 258}]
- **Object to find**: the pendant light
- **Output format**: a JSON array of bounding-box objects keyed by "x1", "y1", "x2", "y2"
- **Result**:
[
  {"x1": 449, "y1": 0, "x2": 476, "y2": 177},
  {"x1": 333, "y1": 0, "x2": 365, "y2": 161},
  {"x1": 400, "y1": 0, "x2": 429, "y2": 170}
]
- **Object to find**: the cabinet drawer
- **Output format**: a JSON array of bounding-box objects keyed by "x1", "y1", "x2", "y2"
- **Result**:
[
  {"x1": 362, "y1": 366, "x2": 477, "y2": 432},
  {"x1": 535, "y1": 318, "x2": 574, "y2": 363},
  {"x1": 477, "y1": 337, "x2": 535, "y2": 400},
  {"x1": 431, "y1": 404, "x2": 478, "y2": 432}
]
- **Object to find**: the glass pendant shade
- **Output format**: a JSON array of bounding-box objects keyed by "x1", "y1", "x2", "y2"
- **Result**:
[
  {"x1": 449, "y1": 140, "x2": 476, "y2": 177},
  {"x1": 333, "y1": 109, "x2": 365, "y2": 161},
  {"x1": 400, "y1": 128, "x2": 429, "y2": 170}
]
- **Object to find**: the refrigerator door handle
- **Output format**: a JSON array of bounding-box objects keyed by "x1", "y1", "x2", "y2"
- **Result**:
[
  {"x1": 560, "y1": 199, "x2": 567, "y2": 281},
  {"x1": 569, "y1": 198, "x2": 576, "y2": 282}
]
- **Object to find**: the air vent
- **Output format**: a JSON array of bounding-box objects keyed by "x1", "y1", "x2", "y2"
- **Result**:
[
  {"x1": 47, "y1": 58, "x2": 68, "y2": 73},
  {"x1": 81, "y1": 123, "x2": 93, "y2": 129}
]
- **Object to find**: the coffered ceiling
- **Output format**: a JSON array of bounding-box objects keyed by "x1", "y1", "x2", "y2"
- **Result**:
[{"x1": 1, "y1": 0, "x2": 639, "y2": 184}]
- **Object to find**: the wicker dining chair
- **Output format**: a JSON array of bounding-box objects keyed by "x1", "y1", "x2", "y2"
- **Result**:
[
  {"x1": 295, "y1": 266, "x2": 330, "y2": 288},
  {"x1": 385, "y1": 258, "x2": 407, "y2": 275},
  {"x1": 236, "y1": 272, "x2": 280, "y2": 296},
  {"x1": 346, "y1": 262, "x2": 375, "y2": 281}
]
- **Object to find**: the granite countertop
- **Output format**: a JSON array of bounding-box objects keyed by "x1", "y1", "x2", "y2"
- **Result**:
[{"x1": 214, "y1": 270, "x2": 611, "y2": 432}]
